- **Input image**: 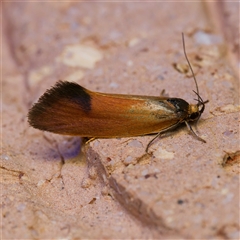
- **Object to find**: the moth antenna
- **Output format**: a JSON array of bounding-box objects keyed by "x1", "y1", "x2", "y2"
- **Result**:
[
  {"x1": 182, "y1": 33, "x2": 200, "y2": 103},
  {"x1": 192, "y1": 90, "x2": 204, "y2": 105}
]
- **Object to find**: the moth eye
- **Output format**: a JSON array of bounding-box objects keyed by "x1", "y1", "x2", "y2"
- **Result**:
[{"x1": 190, "y1": 112, "x2": 199, "y2": 120}]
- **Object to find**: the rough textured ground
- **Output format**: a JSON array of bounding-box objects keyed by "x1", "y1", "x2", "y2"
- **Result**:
[{"x1": 1, "y1": 1, "x2": 239, "y2": 239}]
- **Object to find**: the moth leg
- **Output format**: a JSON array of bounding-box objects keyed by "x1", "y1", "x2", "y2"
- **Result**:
[
  {"x1": 184, "y1": 121, "x2": 206, "y2": 143},
  {"x1": 145, "y1": 121, "x2": 182, "y2": 153},
  {"x1": 160, "y1": 89, "x2": 169, "y2": 97},
  {"x1": 145, "y1": 132, "x2": 162, "y2": 153},
  {"x1": 82, "y1": 137, "x2": 96, "y2": 146}
]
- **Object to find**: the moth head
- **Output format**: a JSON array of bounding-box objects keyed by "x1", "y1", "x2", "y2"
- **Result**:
[{"x1": 188, "y1": 90, "x2": 208, "y2": 122}]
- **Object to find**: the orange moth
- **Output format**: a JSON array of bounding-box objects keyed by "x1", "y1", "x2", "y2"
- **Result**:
[{"x1": 28, "y1": 34, "x2": 207, "y2": 152}]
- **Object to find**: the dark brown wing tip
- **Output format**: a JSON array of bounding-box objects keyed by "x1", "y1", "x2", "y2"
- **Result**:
[{"x1": 28, "y1": 81, "x2": 92, "y2": 130}]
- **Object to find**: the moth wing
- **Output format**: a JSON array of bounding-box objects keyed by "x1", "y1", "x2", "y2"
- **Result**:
[{"x1": 28, "y1": 81, "x2": 179, "y2": 137}]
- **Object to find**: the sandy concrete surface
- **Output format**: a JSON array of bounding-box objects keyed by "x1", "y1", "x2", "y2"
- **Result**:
[{"x1": 1, "y1": 1, "x2": 239, "y2": 239}]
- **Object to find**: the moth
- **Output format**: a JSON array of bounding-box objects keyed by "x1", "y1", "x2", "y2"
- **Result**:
[{"x1": 28, "y1": 34, "x2": 207, "y2": 152}]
